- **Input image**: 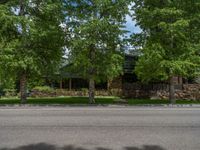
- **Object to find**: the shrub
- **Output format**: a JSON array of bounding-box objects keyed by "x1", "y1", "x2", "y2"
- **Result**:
[
  {"x1": 195, "y1": 77, "x2": 200, "y2": 84},
  {"x1": 3, "y1": 89, "x2": 17, "y2": 97},
  {"x1": 109, "y1": 88, "x2": 122, "y2": 96},
  {"x1": 30, "y1": 86, "x2": 55, "y2": 98},
  {"x1": 81, "y1": 88, "x2": 89, "y2": 94},
  {"x1": 32, "y1": 86, "x2": 54, "y2": 93}
]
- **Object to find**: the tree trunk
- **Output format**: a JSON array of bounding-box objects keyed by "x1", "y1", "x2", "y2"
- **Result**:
[
  {"x1": 89, "y1": 78, "x2": 95, "y2": 104},
  {"x1": 88, "y1": 44, "x2": 96, "y2": 104},
  {"x1": 19, "y1": 0, "x2": 25, "y2": 17},
  {"x1": 169, "y1": 76, "x2": 176, "y2": 104},
  {"x1": 20, "y1": 73, "x2": 27, "y2": 104}
]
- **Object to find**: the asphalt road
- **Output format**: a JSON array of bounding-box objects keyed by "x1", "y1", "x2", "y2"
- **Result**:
[{"x1": 0, "y1": 107, "x2": 200, "y2": 150}]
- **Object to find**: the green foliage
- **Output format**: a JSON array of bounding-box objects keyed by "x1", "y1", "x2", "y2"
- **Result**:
[
  {"x1": 0, "y1": 65, "x2": 16, "y2": 92},
  {"x1": 0, "y1": 97, "x2": 116, "y2": 105},
  {"x1": 0, "y1": 0, "x2": 65, "y2": 86},
  {"x1": 66, "y1": 0, "x2": 131, "y2": 82},
  {"x1": 132, "y1": 0, "x2": 200, "y2": 83},
  {"x1": 27, "y1": 76, "x2": 46, "y2": 90},
  {"x1": 3, "y1": 89, "x2": 17, "y2": 97},
  {"x1": 0, "y1": 74, "x2": 16, "y2": 90},
  {"x1": 195, "y1": 77, "x2": 200, "y2": 84},
  {"x1": 32, "y1": 86, "x2": 54, "y2": 93},
  {"x1": 81, "y1": 88, "x2": 89, "y2": 93},
  {"x1": 0, "y1": 97, "x2": 200, "y2": 105},
  {"x1": 128, "y1": 99, "x2": 200, "y2": 105}
]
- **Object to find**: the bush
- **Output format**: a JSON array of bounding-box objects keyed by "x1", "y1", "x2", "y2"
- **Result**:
[
  {"x1": 195, "y1": 77, "x2": 200, "y2": 84},
  {"x1": 55, "y1": 89, "x2": 110, "y2": 97},
  {"x1": 109, "y1": 88, "x2": 122, "y2": 96},
  {"x1": 30, "y1": 86, "x2": 55, "y2": 98},
  {"x1": 32, "y1": 86, "x2": 54, "y2": 93},
  {"x1": 3, "y1": 89, "x2": 17, "y2": 97},
  {"x1": 81, "y1": 88, "x2": 89, "y2": 94}
]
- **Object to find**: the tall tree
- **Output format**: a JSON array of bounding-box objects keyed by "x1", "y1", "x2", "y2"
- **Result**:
[
  {"x1": 66, "y1": 0, "x2": 131, "y2": 103},
  {"x1": 0, "y1": 0, "x2": 65, "y2": 103},
  {"x1": 132, "y1": 0, "x2": 200, "y2": 103}
]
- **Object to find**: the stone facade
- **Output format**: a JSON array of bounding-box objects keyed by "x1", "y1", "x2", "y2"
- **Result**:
[
  {"x1": 108, "y1": 76, "x2": 123, "y2": 90},
  {"x1": 122, "y1": 83, "x2": 169, "y2": 98},
  {"x1": 109, "y1": 76, "x2": 200, "y2": 100},
  {"x1": 30, "y1": 83, "x2": 200, "y2": 100},
  {"x1": 156, "y1": 84, "x2": 200, "y2": 100}
]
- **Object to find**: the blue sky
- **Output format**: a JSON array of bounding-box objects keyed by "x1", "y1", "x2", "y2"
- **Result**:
[
  {"x1": 125, "y1": 15, "x2": 142, "y2": 36},
  {"x1": 125, "y1": 3, "x2": 142, "y2": 35}
]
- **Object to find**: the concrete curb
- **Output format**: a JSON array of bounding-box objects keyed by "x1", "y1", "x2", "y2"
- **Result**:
[{"x1": 1, "y1": 104, "x2": 200, "y2": 108}]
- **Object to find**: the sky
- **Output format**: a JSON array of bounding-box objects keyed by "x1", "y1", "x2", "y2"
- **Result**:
[
  {"x1": 125, "y1": 15, "x2": 142, "y2": 35},
  {"x1": 124, "y1": 3, "x2": 142, "y2": 36}
]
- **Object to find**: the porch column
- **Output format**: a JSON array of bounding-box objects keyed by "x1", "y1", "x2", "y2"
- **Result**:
[
  {"x1": 107, "y1": 79, "x2": 111, "y2": 91},
  {"x1": 59, "y1": 80, "x2": 63, "y2": 89},
  {"x1": 69, "y1": 78, "x2": 72, "y2": 91},
  {"x1": 178, "y1": 76, "x2": 183, "y2": 84}
]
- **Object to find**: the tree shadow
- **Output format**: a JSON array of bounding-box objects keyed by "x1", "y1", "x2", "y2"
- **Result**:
[
  {"x1": 125, "y1": 145, "x2": 166, "y2": 150},
  {"x1": 0, "y1": 143, "x2": 166, "y2": 150}
]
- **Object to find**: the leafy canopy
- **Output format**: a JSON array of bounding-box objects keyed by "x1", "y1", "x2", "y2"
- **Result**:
[
  {"x1": 132, "y1": 0, "x2": 200, "y2": 82},
  {"x1": 0, "y1": 0, "x2": 65, "y2": 78},
  {"x1": 65, "y1": 0, "x2": 131, "y2": 82}
]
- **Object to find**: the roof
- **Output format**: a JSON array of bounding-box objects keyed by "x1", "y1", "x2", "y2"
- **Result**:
[{"x1": 59, "y1": 54, "x2": 138, "y2": 78}]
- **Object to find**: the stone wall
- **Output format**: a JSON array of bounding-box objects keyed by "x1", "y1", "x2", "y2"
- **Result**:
[
  {"x1": 122, "y1": 83, "x2": 169, "y2": 98},
  {"x1": 108, "y1": 76, "x2": 123, "y2": 90},
  {"x1": 30, "y1": 81, "x2": 200, "y2": 100},
  {"x1": 156, "y1": 84, "x2": 200, "y2": 100},
  {"x1": 121, "y1": 83, "x2": 200, "y2": 100},
  {"x1": 30, "y1": 89, "x2": 110, "y2": 98}
]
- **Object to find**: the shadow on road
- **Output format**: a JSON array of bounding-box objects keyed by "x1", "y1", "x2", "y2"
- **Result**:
[{"x1": 0, "y1": 143, "x2": 166, "y2": 150}]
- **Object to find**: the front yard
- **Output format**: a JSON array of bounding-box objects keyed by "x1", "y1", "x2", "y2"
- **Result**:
[{"x1": 0, "y1": 96, "x2": 200, "y2": 105}]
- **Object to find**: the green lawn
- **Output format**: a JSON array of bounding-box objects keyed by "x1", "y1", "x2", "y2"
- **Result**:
[
  {"x1": 0, "y1": 97, "x2": 115, "y2": 105},
  {"x1": 0, "y1": 97, "x2": 199, "y2": 105},
  {"x1": 128, "y1": 99, "x2": 200, "y2": 105}
]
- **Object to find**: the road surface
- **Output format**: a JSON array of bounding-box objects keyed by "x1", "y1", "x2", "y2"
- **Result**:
[{"x1": 0, "y1": 107, "x2": 200, "y2": 150}]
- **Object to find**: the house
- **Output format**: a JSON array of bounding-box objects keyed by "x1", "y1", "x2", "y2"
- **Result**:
[
  {"x1": 53, "y1": 54, "x2": 139, "y2": 91},
  {"x1": 46, "y1": 53, "x2": 200, "y2": 100}
]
